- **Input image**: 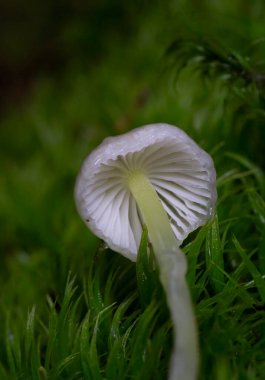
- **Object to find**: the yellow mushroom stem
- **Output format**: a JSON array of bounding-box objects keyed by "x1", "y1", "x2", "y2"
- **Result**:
[{"x1": 127, "y1": 171, "x2": 199, "y2": 380}]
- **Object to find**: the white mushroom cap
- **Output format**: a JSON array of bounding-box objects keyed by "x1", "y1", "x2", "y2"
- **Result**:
[{"x1": 75, "y1": 123, "x2": 217, "y2": 261}]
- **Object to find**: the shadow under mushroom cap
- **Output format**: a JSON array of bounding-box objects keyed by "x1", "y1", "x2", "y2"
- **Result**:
[{"x1": 75, "y1": 123, "x2": 217, "y2": 261}]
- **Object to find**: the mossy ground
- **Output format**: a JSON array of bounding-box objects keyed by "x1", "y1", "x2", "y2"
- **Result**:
[{"x1": 1, "y1": 1, "x2": 265, "y2": 379}]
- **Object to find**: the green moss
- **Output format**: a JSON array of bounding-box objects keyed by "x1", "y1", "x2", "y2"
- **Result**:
[{"x1": 1, "y1": 1, "x2": 265, "y2": 379}]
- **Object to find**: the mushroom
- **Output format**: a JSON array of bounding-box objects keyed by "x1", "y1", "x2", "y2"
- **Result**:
[{"x1": 75, "y1": 123, "x2": 217, "y2": 380}]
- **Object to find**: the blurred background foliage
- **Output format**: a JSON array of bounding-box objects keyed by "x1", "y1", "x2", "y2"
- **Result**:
[{"x1": 0, "y1": 0, "x2": 265, "y2": 379}]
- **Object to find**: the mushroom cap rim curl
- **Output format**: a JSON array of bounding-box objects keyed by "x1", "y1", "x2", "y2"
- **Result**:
[{"x1": 75, "y1": 123, "x2": 217, "y2": 261}]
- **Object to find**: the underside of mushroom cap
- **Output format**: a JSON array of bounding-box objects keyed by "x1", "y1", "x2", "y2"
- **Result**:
[{"x1": 75, "y1": 123, "x2": 217, "y2": 261}]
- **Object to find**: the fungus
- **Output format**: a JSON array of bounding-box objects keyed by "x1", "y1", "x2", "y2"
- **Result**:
[{"x1": 75, "y1": 123, "x2": 217, "y2": 380}]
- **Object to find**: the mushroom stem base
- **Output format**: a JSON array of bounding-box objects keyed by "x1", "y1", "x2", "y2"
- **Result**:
[{"x1": 128, "y1": 171, "x2": 199, "y2": 380}]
